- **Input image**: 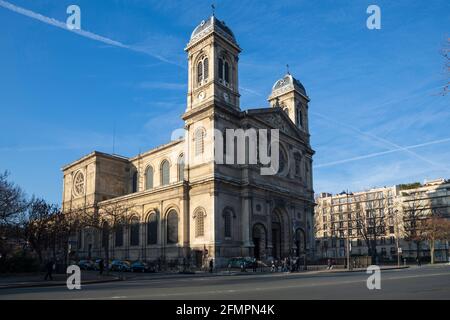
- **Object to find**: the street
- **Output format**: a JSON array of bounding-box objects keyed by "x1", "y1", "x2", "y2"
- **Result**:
[{"x1": 0, "y1": 264, "x2": 449, "y2": 300}]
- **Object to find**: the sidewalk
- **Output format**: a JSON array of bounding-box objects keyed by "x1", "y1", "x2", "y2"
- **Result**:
[{"x1": 0, "y1": 271, "x2": 119, "y2": 290}]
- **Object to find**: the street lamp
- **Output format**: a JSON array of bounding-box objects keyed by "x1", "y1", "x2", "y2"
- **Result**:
[
  {"x1": 394, "y1": 209, "x2": 401, "y2": 267},
  {"x1": 346, "y1": 192, "x2": 353, "y2": 271}
]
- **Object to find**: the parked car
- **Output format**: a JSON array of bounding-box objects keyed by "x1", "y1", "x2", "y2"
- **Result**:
[
  {"x1": 131, "y1": 261, "x2": 154, "y2": 273},
  {"x1": 78, "y1": 259, "x2": 95, "y2": 270},
  {"x1": 227, "y1": 257, "x2": 253, "y2": 269},
  {"x1": 110, "y1": 260, "x2": 131, "y2": 272}
]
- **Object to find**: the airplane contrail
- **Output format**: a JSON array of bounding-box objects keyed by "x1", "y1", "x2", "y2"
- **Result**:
[
  {"x1": 315, "y1": 137, "x2": 450, "y2": 168},
  {"x1": 312, "y1": 101, "x2": 450, "y2": 174},
  {"x1": 0, "y1": 0, "x2": 182, "y2": 67}
]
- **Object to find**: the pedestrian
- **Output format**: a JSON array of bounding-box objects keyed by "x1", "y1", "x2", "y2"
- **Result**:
[
  {"x1": 416, "y1": 257, "x2": 421, "y2": 267},
  {"x1": 99, "y1": 259, "x2": 104, "y2": 275},
  {"x1": 44, "y1": 259, "x2": 54, "y2": 281},
  {"x1": 327, "y1": 258, "x2": 331, "y2": 270},
  {"x1": 252, "y1": 258, "x2": 257, "y2": 272},
  {"x1": 209, "y1": 259, "x2": 214, "y2": 273}
]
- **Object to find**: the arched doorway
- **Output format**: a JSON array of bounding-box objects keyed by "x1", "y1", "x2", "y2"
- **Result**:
[
  {"x1": 271, "y1": 213, "x2": 282, "y2": 259},
  {"x1": 252, "y1": 224, "x2": 267, "y2": 260}
]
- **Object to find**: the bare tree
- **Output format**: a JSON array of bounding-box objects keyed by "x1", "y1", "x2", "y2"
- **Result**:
[
  {"x1": 354, "y1": 193, "x2": 387, "y2": 262},
  {"x1": 74, "y1": 200, "x2": 133, "y2": 268},
  {"x1": 420, "y1": 216, "x2": 450, "y2": 264},
  {"x1": 401, "y1": 191, "x2": 428, "y2": 260},
  {"x1": 22, "y1": 198, "x2": 59, "y2": 264},
  {"x1": 0, "y1": 171, "x2": 28, "y2": 227}
]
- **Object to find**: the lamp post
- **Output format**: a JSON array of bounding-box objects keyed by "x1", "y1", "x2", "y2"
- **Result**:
[
  {"x1": 346, "y1": 192, "x2": 353, "y2": 271},
  {"x1": 394, "y1": 209, "x2": 401, "y2": 267}
]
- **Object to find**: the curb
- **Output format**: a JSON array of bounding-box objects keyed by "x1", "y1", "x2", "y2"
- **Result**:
[
  {"x1": 323, "y1": 266, "x2": 410, "y2": 274},
  {"x1": 0, "y1": 277, "x2": 121, "y2": 290}
]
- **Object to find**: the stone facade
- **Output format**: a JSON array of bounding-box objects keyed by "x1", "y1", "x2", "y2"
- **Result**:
[
  {"x1": 62, "y1": 15, "x2": 315, "y2": 267},
  {"x1": 314, "y1": 179, "x2": 450, "y2": 262}
]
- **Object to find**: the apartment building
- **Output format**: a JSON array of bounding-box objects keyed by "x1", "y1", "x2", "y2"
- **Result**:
[{"x1": 314, "y1": 178, "x2": 450, "y2": 262}]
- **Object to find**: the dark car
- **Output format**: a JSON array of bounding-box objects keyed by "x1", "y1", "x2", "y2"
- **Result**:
[
  {"x1": 78, "y1": 259, "x2": 95, "y2": 270},
  {"x1": 110, "y1": 260, "x2": 131, "y2": 272},
  {"x1": 227, "y1": 257, "x2": 253, "y2": 269},
  {"x1": 131, "y1": 261, "x2": 154, "y2": 273}
]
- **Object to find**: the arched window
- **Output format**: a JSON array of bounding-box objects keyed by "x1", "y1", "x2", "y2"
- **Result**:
[
  {"x1": 147, "y1": 212, "x2": 158, "y2": 245},
  {"x1": 197, "y1": 56, "x2": 209, "y2": 85},
  {"x1": 223, "y1": 209, "x2": 232, "y2": 238},
  {"x1": 130, "y1": 217, "x2": 140, "y2": 246},
  {"x1": 194, "y1": 208, "x2": 205, "y2": 238},
  {"x1": 167, "y1": 210, "x2": 178, "y2": 244},
  {"x1": 145, "y1": 166, "x2": 153, "y2": 190},
  {"x1": 115, "y1": 224, "x2": 123, "y2": 247},
  {"x1": 296, "y1": 105, "x2": 304, "y2": 128},
  {"x1": 218, "y1": 57, "x2": 230, "y2": 84},
  {"x1": 197, "y1": 61, "x2": 203, "y2": 84},
  {"x1": 178, "y1": 154, "x2": 185, "y2": 181},
  {"x1": 101, "y1": 222, "x2": 109, "y2": 249},
  {"x1": 160, "y1": 160, "x2": 170, "y2": 186},
  {"x1": 132, "y1": 171, "x2": 138, "y2": 193},
  {"x1": 195, "y1": 128, "x2": 205, "y2": 156}
]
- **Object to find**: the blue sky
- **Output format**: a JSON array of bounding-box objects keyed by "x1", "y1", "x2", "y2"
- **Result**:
[{"x1": 0, "y1": 0, "x2": 449, "y2": 204}]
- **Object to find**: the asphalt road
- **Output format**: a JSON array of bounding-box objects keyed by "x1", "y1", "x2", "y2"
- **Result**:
[{"x1": 0, "y1": 264, "x2": 449, "y2": 300}]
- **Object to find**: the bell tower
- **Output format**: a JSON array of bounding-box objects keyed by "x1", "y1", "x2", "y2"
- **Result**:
[
  {"x1": 185, "y1": 15, "x2": 241, "y2": 112},
  {"x1": 268, "y1": 72, "x2": 310, "y2": 134}
]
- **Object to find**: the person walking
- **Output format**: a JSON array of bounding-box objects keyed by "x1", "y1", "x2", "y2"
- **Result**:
[
  {"x1": 44, "y1": 259, "x2": 54, "y2": 281},
  {"x1": 252, "y1": 258, "x2": 257, "y2": 272},
  {"x1": 209, "y1": 259, "x2": 214, "y2": 273},
  {"x1": 98, "y1": 259, "x2": 104, "y2": 275}
]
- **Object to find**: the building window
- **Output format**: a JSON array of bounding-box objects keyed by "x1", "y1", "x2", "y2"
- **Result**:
[
  {"x1": 147, "y1": 212, "x2": 158, "y2": 245},
  {"x1": 160, "y1": 160, "x2": 170, "y2": 186},
  {"x1": 73, "y1": 171, "x2": 85, "y2": 197},
  {"x1": 195, "y1": 209, "x2": 205, "y2": 238},
  {"x1": 195, "y1": 128, "x2": 205, "y2": 156},
  {"x1": 197, "y1": 56, "x2": 209, "y2": 85},
  {"x1": 115, "y1": 224, "x2": 123, "y2": 247},
  {"x1": 223, "y1": 209, "x2": 232, "y2": 238},
  {"x1": 296, "y1": 106, "x2": 304, "y2": 128},
  {"x1": 166, "y1": 210, "x2": 178, "y2": 244},
  {"x1": 145, "y1": 166, "x2": 153, "y2": 190},
  {"x1": 178, "y1": 154, "x2": 185, "y2": 181},
  {"x1": 130, "y1": 217, "x2": 140, "y2": 246},
  {"x1": 218, "y1": 57, "x2": 230, "y2": 84},
  {"x1": 132, "y1": 171, "x2": 138, "y2": 193}
]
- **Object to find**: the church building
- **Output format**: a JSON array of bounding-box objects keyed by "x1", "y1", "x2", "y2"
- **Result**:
[{"x1": 61, "y1": 15, "x2": 315, "y2": 267}]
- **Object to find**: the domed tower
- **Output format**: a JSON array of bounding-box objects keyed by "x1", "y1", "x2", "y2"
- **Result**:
[
  {"x1": 184, "y1": 15, "x2": 241, "y2": 112},
  {"x1": 268, "y1": 73, "x2": 310, "y2": 134}
]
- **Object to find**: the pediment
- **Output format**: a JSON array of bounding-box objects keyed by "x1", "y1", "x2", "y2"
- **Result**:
[{"x1": 247, "y1": 108, "x2": 302, "y2": 140}]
